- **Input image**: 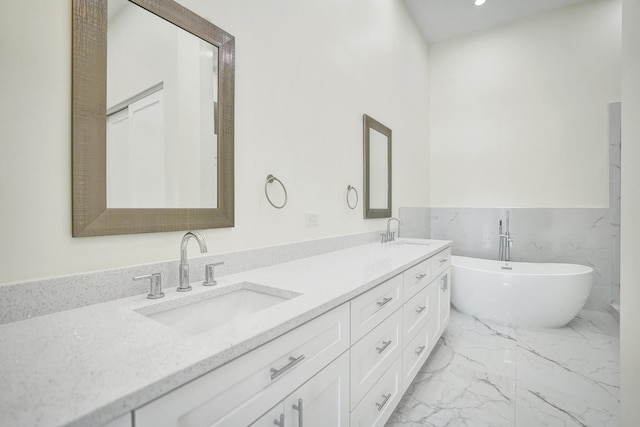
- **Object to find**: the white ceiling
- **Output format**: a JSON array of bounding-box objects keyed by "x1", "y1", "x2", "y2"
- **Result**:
[{"x1": 403, "y1": 0, "x2": 588, "y2": 43}]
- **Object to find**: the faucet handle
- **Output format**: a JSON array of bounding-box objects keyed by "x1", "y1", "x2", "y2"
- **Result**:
[
  {"x1": 134, "y1": 273, "x2": 164, "y2": 299},
  {"x1": 203, "y1": 262, "x2": 225, "y2": 287}
]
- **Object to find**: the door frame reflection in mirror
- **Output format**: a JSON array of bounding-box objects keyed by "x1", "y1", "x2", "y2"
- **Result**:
[
  {"x1": 363, "y1": 114, "x2": 392, "y2": 219},
  {"x1": 72, "y1": 0, "x2": 235, "y2": 236}
]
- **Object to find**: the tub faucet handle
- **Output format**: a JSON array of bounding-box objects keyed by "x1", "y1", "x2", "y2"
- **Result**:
[
  {"x1": 134, "y1": 273, "x2": 164, "y2": 299},
  {"x1": 203, "y1": 262, "x2": 225, "y2": 287}
]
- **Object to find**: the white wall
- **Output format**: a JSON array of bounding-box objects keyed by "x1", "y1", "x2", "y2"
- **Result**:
[
  {"x1": 429, "y1": 0, "x2": 621, "y2": 208},
  {"x1": 0, "y1": 0, "x2": 430, "y2": 284},
  {"x1": 620, "y1": 0, "x2": 640, "y2": 422}
]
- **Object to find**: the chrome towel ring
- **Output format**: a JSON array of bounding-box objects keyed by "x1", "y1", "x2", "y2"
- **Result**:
[
  {"x1": 346, "y1": 185, "x2": 359, "y2": 210},
  {"x1": 265, "y1": 174, "x2": 287, "y2": 209}
]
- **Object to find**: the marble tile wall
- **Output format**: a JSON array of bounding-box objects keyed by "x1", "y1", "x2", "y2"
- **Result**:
[
  {"x1": 398, "y1": 207, "x2": 431, "y2": 239},
  {"x1": 609, "y1": 102, "x2": 621, "y2": 312},
  {"x1": 400, "y1": 207, "x2": 613, "y2": 311},
  {"x1": 0, "y1": 230, "x2": 381, "y2": 325}
]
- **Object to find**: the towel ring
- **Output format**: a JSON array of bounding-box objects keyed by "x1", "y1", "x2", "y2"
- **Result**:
[
  {"x1": 265, "y1": 174, "x2": 288, "y2": 209},
  {"x1": 346, "y1": 185, "x2": 358, "y2": 210}
]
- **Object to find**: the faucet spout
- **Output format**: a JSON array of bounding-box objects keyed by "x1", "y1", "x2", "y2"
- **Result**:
[
  {"x1": 386, "y1": 217, "x2": 403, "y2": 242},
  {"x1": 178, "y1": 231, "x2": 208, "y2": 292}
]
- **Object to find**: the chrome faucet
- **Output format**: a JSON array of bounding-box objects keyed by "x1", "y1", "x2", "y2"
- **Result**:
[
  {"x1": 498, "y1": 211, "x2": 515, "y2": 262},
  {"x1": 385, "y1": 217, "x2": 403, "y2": 242},
  {"x1": 178, "y1": 231, "x2": 208, "y2": 292}
]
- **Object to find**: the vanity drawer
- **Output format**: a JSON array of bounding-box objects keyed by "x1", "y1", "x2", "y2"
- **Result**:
[
  {"x1": 350, "y1": 356, "x2": 402, "y2": 427},
  {"x1": 401, "y1": 316, "x2": 437, "y2": 394},
  {"x1": 350, "y1": 308, "x2": 402, "y2": 407},
  {"x1": 431, "y1": 247, "x2": 452, "y2": 278},
  {"x1": 134, "y1": 303, "x2": 350, "y2": 427},
  {"x1": 402, "y1": 258, "x2": 431, "y2": 301},
  {"x1": 350, "y1": 274, "x2": 403, "y2": 344},
  {"x1": 402, "y1": 279, "x2": 437, "y2": 346}
]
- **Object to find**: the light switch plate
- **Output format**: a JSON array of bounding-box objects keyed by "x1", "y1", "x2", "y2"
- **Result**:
[{"x1": 306, "y1": 212, "x2": 319, "y2": 226}]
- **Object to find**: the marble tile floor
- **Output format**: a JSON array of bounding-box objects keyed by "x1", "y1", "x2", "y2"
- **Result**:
[{"x1": 387, "y1": 308, "x2": 620, "y2": 426}]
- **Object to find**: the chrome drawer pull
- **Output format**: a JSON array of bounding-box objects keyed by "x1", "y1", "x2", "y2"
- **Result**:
[
  {"x1": 376, "y1": 393, "x2": 392, "y2": 411},
  {"x1": 376, "y1": 340, "x2": 392, "y2": 354},
  {"x1": 376, "y1": 297, "x2": 392, "y2": 308},
  {"x1": 273, "y1": 413, "x2": 285, "y2": 427},
  {"x1": 440, "y1": 258, "x2": 448, "y2": 264},
  {"x1": 270, "y1": 354, "x2": 305, "y2": 380},
  {"x1": 416, "y1": 273, "x2": 427, "y2": 280},
  {"x1": 415, "y1": 305, "x2": 426, "y2": 314},
  {"x1": 292, "y1": 398, "x2": 303, "y2": 426},
  {"x1": 415, "y1": 345, "x2": 426, "y2": 355}
]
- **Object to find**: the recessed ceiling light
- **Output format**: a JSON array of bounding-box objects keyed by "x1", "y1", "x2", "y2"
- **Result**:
[{"x1": 475, "y1": 0, "x2": 486, "y2": 5}]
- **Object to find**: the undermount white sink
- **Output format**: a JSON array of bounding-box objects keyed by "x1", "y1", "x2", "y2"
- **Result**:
[
  {"x1": 136, "y1": 282, "x2": 300, "y2": 336},
  {"x1": 392, "y1": 238, "x2": 432, "y2": 246}
]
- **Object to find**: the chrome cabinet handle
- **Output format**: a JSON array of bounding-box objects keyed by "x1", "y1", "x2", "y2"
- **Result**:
[
  {"x1": 415, "y1": 305, "x2": 426, "y2": 314},
  {"x1": 292, "y1": 399, "x2": 303, "y2": 426},
  {"x1": 415, "y1": 345, "x2": 426, "y2": 355},
  {"x1": 376, "y1": 393, "x2": 392, "y2": 411},
  {"x1": 273, "y1": 414, "x2": 285, "y2": 427},
  {"x1": 376, "y1": 340, "x2": 392, "y2": 354},
  {"x1": 416, "y1": 273, "x2": 427, "y2": 280},
  {"x1": 440, "y1": 258, "x2": 448, "y2": 264},
  {"x1": 270, "y1": 354, "x2": 305, "y2": 380},
  {"x1": 441, "y1": 273, "x2": 449, "y2": 292},
  {"x1": 377, "y1": 297, "x2": 392, "y2": 308}
]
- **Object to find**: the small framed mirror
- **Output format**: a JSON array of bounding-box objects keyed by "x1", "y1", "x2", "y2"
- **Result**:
[
  {"x1": 363, "y1": 114, "x2": 392, "y2": 219},
  {"x1": 72, "y1": 0, "x2": 235, "y2": 236}
]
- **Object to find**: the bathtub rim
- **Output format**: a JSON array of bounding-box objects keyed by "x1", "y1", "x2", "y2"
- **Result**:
[{"x1": 451, "y1": 255, "x2": 594, "y2": 277}]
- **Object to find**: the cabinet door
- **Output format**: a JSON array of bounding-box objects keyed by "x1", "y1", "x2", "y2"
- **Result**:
[
  {"x1": 401, "y1": 317, "x2": 435, "y2": 394},
  {"x1": 402, "y1": 280, "x2": 436, "y2": 346},
  {"x1": 250, "y1": 402, "x2": 285, "y2": 427},
  {"x1": 438, "y1": 270, "x2": 451, "y2": 333},
  {"x1": 350, "y1": 356, "x2": 402, "y2": 427},
  {"x1": 284, "y1": 351, "x2": 350, "y2": 427}
]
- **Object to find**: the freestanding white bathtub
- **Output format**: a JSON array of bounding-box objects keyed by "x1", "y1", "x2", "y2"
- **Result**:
[{"x1": 451, "y1": 255, "x2": 593, "y2": 328}]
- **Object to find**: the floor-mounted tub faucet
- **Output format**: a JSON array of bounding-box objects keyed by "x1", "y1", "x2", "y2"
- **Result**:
[
  {"x1": 498, "y1": 211, "x2": 515, "y2": 262},
  {"x1": 178, "y1": 231, "x2": 208, "y2": 292},
  {"x1": 384, "y1": 217, "x2": 403, "y2": 242}
]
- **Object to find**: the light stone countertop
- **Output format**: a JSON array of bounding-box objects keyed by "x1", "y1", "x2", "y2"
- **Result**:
[{"x1": 0, "y1": 239, "x2": 451, "y2": 427}]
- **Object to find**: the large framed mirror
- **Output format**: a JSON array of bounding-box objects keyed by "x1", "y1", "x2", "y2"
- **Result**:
[
  {"x1": 363, "y1": 114, "x2": 392, "y2": 219},
  {"x1": 72, "y1": 0, "x2": 234, "y2": 236}
]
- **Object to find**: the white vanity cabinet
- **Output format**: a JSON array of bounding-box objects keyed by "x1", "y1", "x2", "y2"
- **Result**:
[
  {"x1": 132, "y1": 244, "x2": 452, "y2": 427},
  {"x1": 134, "y1": 303, "x2": 350, "y2": 427}
]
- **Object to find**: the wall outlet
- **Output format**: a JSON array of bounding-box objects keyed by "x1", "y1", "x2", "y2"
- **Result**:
[{"x1": 306, "y1": 212, "x2": 319, "y2": 226}]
